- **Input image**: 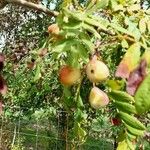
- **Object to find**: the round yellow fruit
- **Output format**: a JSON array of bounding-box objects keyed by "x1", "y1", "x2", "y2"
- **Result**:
[
  {"x1": 89, "y1": 87, "x2": 109, "y2": 109},
  {"x1": 59, "y1": 66, "x2": 81, "y2": 86},
  {"x1": 86, "y1": 59, "x2": 109, "y2": 83}
]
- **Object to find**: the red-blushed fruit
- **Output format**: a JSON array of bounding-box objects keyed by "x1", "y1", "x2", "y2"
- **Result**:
[
  {"x1": 89, "y1": 87, "x2": 109, "y2": 109},
  {"x1": 27, "y1": 59, "x2": 35, "y2": 70},
  {"x1": 0, "y1": 53, "x2": 5, "y2": 71},
  {"x1": 111, "y1": 117, "x2": 122, "y2": 126},
  {"x1": 48, "y1": 24, "x2": 59, "y2": 35},
  {"x1": 0, "y1": 75, "x2": 7, "y2": 95},
  {"x1": 59, "y1": 66, "x2": 81, "y2": 86},
  {"x1": 86, "y1": 57, "x2": 109, "y2": 83},
  {"x1": 27, "y1": 62, "x2": 35, "y2": 70},
  {"x1": 38, "y1": 48, "x2": 47, "y2": 57}
]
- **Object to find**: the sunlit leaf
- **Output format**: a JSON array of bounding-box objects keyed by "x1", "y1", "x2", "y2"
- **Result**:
[
  {"x1": 61, "y1": 0, "x2": 72, "y2": 7},
  {"x1": 74, "y1": 122, "x2": 86, "y2": 142},
  {"x1": 121, "y1": 39, "x2": 129, "y2": 48},
  {"x1": 110, "y1": 0, "x2": 124, "y2": 11},
  {"x1": 125, "y1": 17, "x2": 141, "y2": 41},
  {"x1": 85, "y1": 17, "x2": 107, "y2": 31},
  {"x1": 117, "y1": 140, "x2": 128, "y2": 150},
  {"x1": 127, "y1": 4, "x2": 141, "y2": 12},
  {"x1": 63, "y1": 8, "x2": 85, "y2": 21},
  {"x1": 107, "y1": 79, "x2": 124, "y2": 90},
  {"x1": 86, "y1": 0, "x2": 109, "y2": 13},
  {"x1": 139, "y1": 18, "x2": 146, "y2": 34},
  {"x1": 147, "y1": 20, "x2": 150, "y2": 33}
]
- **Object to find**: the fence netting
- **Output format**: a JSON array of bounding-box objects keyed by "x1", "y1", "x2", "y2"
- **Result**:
[{"x1": 0, "y1": 106, "x2": 114, "y2": 150}]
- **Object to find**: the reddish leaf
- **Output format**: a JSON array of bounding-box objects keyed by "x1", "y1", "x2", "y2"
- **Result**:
[
  {"x1": 111, "y1": 117, "x2": 122, "y2": 126},
  {"x1": 126, "y1": 59, "x2": 147, "y2": 96},
  {"x1": 115, "y1": 60, "x2": 131, "y2": 78},
  {"x1": 115, "y1": 43, "x2": 141, "y2": 79}
]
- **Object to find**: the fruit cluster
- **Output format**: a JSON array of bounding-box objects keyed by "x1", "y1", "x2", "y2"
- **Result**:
[{"x1": 59, "y1": 55, "x2": 110, "y2": 109}]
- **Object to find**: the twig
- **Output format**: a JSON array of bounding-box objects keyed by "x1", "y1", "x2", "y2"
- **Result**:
[
  {"x1": 11, "y1": 125, "x2": 17, "y2": 148},
  {"x1": 5, "y1": 0, "x2": 59, "y2": 17}
]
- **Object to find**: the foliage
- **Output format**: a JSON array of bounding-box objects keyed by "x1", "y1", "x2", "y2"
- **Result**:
[{"x1": 0, "y1": 0, "x2": 150, "y2": 149}]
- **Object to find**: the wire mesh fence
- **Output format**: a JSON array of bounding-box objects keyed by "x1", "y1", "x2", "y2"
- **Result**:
[{"x1": 0, "y1": 106, "x2": 114, "y2": 150}]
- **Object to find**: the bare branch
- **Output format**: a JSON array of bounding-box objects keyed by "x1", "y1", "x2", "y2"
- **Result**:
[{"x1": 5, "y1": 0, "x2": 59, "y2": 17}]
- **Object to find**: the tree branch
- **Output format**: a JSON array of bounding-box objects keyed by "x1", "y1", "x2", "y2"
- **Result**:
[{"x1": 5, "y1": 0, "x2": 59, "y2": 17}]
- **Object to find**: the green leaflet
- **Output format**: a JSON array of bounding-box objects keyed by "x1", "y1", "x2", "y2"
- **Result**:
[
  {"x1": 63, "y1": 8, "x2": 85, "y2": 21},
  {"x1": 84, "y1": 17, "x2": 107, "y2": 31},
  {"x1": 61, "y1": 0, "x2": 72, "y2": 7},
  {"x1": 125, "y1": 17, "x2": 141, "y2": 41},
  {"x1": 62, "y1": 17, "x2": 82, "y2": 30},
  {"x1": 119, "y1": 111, "x2": 146, "y2": 130},
  {"x1": 77, "y1": 95, "x2": 84, "y2": 108},
  {"x1": 139, "y1": 18, "x2": 146, "y2": 34},
  {"x1": 124, "y1": 123, "x2": 145, "y2": 136},
  {"x1": 52, "y1": 39, "x2": 77, "y2": 53},
  {"x1": 79, "y1": 32, "x2": 95, "y2": 52},
  {"x1": 108, "y1": 90, "x2": 135, "y2": 103},
  {"x1": 86, "y1": 0, "x2": 109, "y2": 14},
  {"x1": 88, "y1": 14, "x2": 109, "y2": 28},
  {"x1": 126, "y1": 43, "x2": 141, "y2": 69},
  {"x1": 121, "y1": 39, "x2": 129, "y2": 48},
  {"x1": 117, "y1": 140, "x2": 128, "y2": 150},
  {"x1": 126, "y1": 131, "x2": 136, "y2": 140},
  {"x1": 66, "y1": 50, "x2": 80, "y2": 68},
  {"x1": 135, "y1": 74, "x2": 150, "y2": 114},
  {"x1": 114, "y1": 101, "x2": 137, "y2": 114},
  {"x1": 82, "y1": 23, "x2": 101, "y2": 39},
  {"x1": 74, "y1": 122, "x2": 86, "y2": 142},
  {"x1": 33, "y1": 64, "x2": 41, "y2": 82},
  {"x1": 76, "y1": 42, "x2": 89, "y2": 63},
  {"x1": 107, "y1": 80, "x2": 125, "y2": 90},
  {"x1": 110, "y1": 23, "x2": 133, "y2": 37},
  {"x1": 110, "y1": 0, "x2": 124, "y2": 11},
  {"x1": 147, "y1": 20, "x2": 150, "y2": 33},
  {"x1": 141, "y1": 50, "x2": 150, "y2": 67},
  {"x1": 126, "y1": 138, "x2": 136, "y2": 150}
]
